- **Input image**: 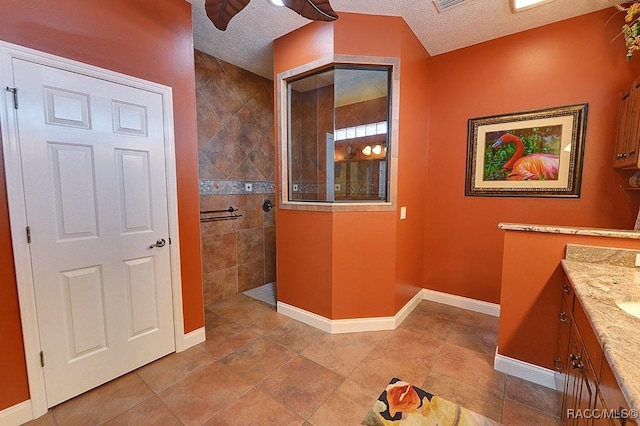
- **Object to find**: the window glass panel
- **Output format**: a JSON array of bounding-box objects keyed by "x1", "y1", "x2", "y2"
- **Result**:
[{"x1": 287, "y1": 65, "x2": 391, "y2": 203}]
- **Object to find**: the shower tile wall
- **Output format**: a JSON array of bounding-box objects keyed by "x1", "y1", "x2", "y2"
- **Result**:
[{"x1": 195, "y1": 50, "x2": 276, "y2": 305}]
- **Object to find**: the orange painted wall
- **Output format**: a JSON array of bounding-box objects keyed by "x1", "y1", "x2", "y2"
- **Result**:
[
  {"x1": 331, "y1": 212, "x2": 397, "y2": 318},
  {"x1": 0, "y1": 0, "x2": 203, "y2": 411},
  {"x1": 274, "y1": 20, "x2": 334, "y2": 318},
  {"x1": 499, "y1": 230, "x2": 640, "y2": 369},
  {"x1": 0, "y1": 146, "x2": 29, "y2": 409},
  {"x1": 276, "y1": 210, "x2": 334, "y2": 317},
  {"x1": 425, "y1": 8, "x2": 640, "y2": 305},
  {"x1": 394, "y1": 24, "x2": 430, "y2": 311},
  {"x1": 275, "y1": 14, "x2": 429, "y2": 319}
]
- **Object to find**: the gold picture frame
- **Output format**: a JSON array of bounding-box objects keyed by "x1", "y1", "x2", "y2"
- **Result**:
[{"x1": 465, "y1": 104, "x2": 588, "y2": 197}]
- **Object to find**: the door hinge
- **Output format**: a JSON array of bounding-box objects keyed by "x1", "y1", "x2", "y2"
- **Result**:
[
  {"x1": 5, "y1": 87, "x2": 17, "y2": 109},
  {"x1": 26, "y1": 226, "x2": 31, "y2": 243},
  {"x1": 39, "y1": 351, "x2": 45, "y2": 367}
]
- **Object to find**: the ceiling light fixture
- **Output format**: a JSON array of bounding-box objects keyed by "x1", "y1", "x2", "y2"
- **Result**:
[
  {"x1": 269, "y1": 0, "x2": 284, "y2": 6},
  {"x1": 510, "y1": 0, "x2": 555, "y2": 12}
]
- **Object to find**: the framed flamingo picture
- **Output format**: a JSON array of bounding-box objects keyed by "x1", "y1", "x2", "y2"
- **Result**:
[{"x1": 465, "y1": 103, "x2": 588, "y2": 197}]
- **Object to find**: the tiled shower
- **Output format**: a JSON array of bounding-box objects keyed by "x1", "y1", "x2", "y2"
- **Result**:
[{"x1": 195, "y1": 50, "x2": 276, "y2": 307}]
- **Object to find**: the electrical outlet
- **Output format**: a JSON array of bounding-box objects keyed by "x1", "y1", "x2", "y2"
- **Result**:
[
  {"x1": 334, "y1": 183, "x2": 341, "y2": 191},
  {"x1": 400, "y1": 206, "x2": 407, "y2": 220},
  {"x1": 244, "y1": 183, "x2": 253, "y2": 192},
  {"x1": 293, "y1": 184, "x2": 299, "y2": 192},
  {"x1": 635, "y1": 253, "x2": 640, "y2": 267}
]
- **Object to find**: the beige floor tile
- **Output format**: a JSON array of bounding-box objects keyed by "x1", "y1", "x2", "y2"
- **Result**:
[
  {"x1": 233, "y1": 303, "x2": 292, "y2": 335},
  {"x1": 431, "y1": 343, "x2": 506, "y2": 399},
  {"x1": 103, "y1": 396, "x2": 181, "y2": 425},
  {"x1": 203, "y1": 388, "x2": 304, "y2": 426},
  {"x1": 378, "y1": 327, "x2": 445, "y2": 358},
  {"x1": 158, "y1": 362, "x2": 252, "y2": 425},
  {"x1": 38, "y1": 297, "x2": 567, "y2": 426},
  {"x1": 349, "y1": 351, "x2": 433, "y2": 395},
  {"x1": 265, "y1": 319, "x2": 328, "y2": 353},
  {"x1": 415, "y1": 300, "x2": 463, "y2": 321},
  {"x1": 220, "y1": 338, "x2": 296, "y2": 385},
  {"x1": 301, "y1": 333, "x2": 377, "y2": 377},
  {"x1": 502, "y1": 399, "x2": 563, "y2": 425},
  {"x1": 136, "y1": 346, "x2": 215, "y2": 393},
  {"x1": 348, "y1": 329, "x2": 443, "y2": 391},
  {"x1": 308, "y1": 379, "x2": 380, "y2": 426},
  {"x1": 51, "y1": 373, "x2": 153, "y2": 426},
  {"x1": 445, "y1": 322, "x2": 498, "y2": 356},
  {"x1": 455, "y1": 310, "x2": 500, "y2": 333},
  {"x1": 204, "y1": 307, "x2": 230, "y2": 330},
  {"x1": 198, "y1": 322, "x2": 260, "y2": 359},
  {"x1": 505, "y1": 375, "x2": 561, "y2": 417},
  {"x1": 422, "y1": 371, "x2": 504, "y2": 422},
  {"x1": 398, "y1": 309, "x2": 455, "y2": 341},
  {"x1": 207, "y1": 294, "x2": 269, "y2": 321},
  {"x1": 23, "y1": 411, "x2": 55, "y2": 426},
  {"x1": 258, "y1": 356, "x2": 344, "y2": 419}
]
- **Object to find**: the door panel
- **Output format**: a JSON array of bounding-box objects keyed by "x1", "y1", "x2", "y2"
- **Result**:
[
  {"x1": 49, "y1": 143, "x2": 99, "y2": 239},
  {"x1": 116, "y1": 149, "x2": 153, "y2": 233},
  {"x1": 124, "y1": 256, "x2": 160, "y2": 338},
  {"x1": 13, "y1": 58, "x2": 175, "y2": 407},
  {"x1": 61, "y1": 265, "x2": 107, "y2": 359}
]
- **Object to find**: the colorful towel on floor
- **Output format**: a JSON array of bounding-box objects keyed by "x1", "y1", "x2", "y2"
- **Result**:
[{"x1": 362, "y1": 378, "x2": 501, "y2": 425}]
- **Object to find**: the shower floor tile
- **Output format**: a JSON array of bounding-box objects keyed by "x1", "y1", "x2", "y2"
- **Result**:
[{"x1": 243, "y1": 282, "x2": 276, "y2": 306}]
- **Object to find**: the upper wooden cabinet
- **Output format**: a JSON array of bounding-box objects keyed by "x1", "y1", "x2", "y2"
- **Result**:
[{"x1": 614, "y1": 76, "x2": 640, "y2": 168}]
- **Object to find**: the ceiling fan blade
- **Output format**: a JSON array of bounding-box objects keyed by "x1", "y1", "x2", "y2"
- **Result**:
[
  {"x1": 205, "y1": 0, "x2": 251, "y2": 31},
  {"x1": 282, "y1": 0, "x2": 338, "y2": 22}
]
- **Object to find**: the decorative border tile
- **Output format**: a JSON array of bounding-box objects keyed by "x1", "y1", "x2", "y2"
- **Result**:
[{"x1": 199, "y1": 179, "x2": 275, "y2": 195}]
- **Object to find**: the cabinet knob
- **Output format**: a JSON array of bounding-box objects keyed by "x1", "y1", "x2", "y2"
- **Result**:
[
  {"x1": 559, "y1": 312, "x2": 568, "y2": 323},
  {"x1": 562, "y1": 284, "x2": 570, "y2": 294},
  {"x1": 554, "y1": 358, "x2": 563, "y2": 372}
]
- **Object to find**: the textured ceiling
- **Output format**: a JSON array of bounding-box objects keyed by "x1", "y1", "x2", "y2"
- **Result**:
[{"x1": 190, "y1": 0, "x2": 616, "y2": 80}]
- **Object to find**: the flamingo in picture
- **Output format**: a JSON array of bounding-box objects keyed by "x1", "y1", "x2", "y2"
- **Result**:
[{"x1": 491, "y1": 133, "x2": 559, "y2": 181}]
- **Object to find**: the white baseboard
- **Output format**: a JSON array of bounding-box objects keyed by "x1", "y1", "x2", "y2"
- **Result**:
[
  {"x1": 181, "y1": 327, "x2": 206, "y2": 351},
  {"x1": 277, "y1": 289, "x2": 424, "y2": 334},
  {"x1": 494, "y1": 349, "x2": 557, "y2": 390},
  {"x1": 0, "y1": 400, "x2": 33, "y2": 426},
  {"x1": 276, "y1": 288, "x2": 500, "y2": 334},
  {"x1": 422, "y1": 288, "x2": 500, "y2": 317},
  {"x1": 393, "y1": 289, "x2": 425, "y2": 327}
]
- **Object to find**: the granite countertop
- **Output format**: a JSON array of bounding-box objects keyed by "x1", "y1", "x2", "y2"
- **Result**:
[
  {"x1": 561, "y1": 259, "x2": 640, "y2": 412},
  {"x1": 498, "y1": 223, "x2": 640, "y2": 240}
]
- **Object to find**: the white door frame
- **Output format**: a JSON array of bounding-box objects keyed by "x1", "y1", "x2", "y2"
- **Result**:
[{"x1": 0, "y1": 41, "x2": 189, "y2": 419}]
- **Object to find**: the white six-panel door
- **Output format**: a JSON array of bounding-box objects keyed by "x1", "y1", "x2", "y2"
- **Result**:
[{"x1": 12, "y1": 58, "x2": 175, "y2": 407}]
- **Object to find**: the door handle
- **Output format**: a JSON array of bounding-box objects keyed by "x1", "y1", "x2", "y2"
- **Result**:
[{"x1": 148, "y1": 238, "x2": 166, "y2": 249}]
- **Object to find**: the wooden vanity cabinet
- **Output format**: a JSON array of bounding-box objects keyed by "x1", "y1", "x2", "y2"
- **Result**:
[
  {"x1": 557, "y1": 280, "x2": 635, "y2": 425},
  {"x1": 600, "y1": 359, "x2": 632, "y2": 426},
  {"x1": 614, "y1": 76, "x2": 640, "y2": 169}
]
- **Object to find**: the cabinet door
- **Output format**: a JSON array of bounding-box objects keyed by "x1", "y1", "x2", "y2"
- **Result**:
[
  {"x1": 566, "y1": 323, "x2": 584, "y2": 425},
  {"x1": 556, "y1": 292, "x2": 572, "y2": 416},
  {"x1": 593, "y1": 393, "x2": 612, "y2": 426},
  {"x1": 600, "y1": 359, "x2": 634, "y2": 426},
  {"x1": 614, "y1": 88, "x2": 633, "y2": 168},
  {"x1": 627, "y1": 79, "x2": 640, "y2": 167},
  {"x1": 577, "y1": 353, "x2": 599, "y2": 425}
]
